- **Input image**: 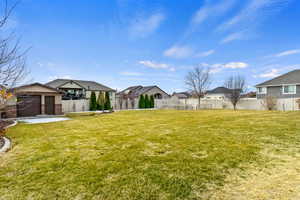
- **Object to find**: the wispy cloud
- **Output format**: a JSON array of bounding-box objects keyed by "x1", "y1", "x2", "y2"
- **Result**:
[
  {"x1": 48, "y1": 75, "x2": 72, "y2": 81},
  {"x1": 274, "y1": 49, "x2": 300, "y2": 57},
  {"x1": 187, "y1": 0, "x2": 236, "y2": 35},
  {"x1": 164, "y1": 46, "x2": 217, "y2": 59},
  {"x1": 217, "y1": 0, "x2": 291, "y2": 45},
  {"x1": 253, "y1": 64, "x2": 300, "y2": 78},
  {"x1": 220, "y1": 31, "x2": 246, "y2": 44},
  {"x1": 218, "y1": 0, "x2": 290, "y2": 32},
  {"x1": 224, "y1": 62, "x2": 248, "y2": 69},
  {"x1": 201, "y1": 62, "x2": 248, "y2": 74},
  {"x1": 257, "y1": 69, "x2": 280, "y2": 78},
  {"x1": 196, "y1": 49, "x2": 215, "y2": 57},
  {"x1": 139, "y1": 60, "x2": 175, "y2": 71},
  {"x1": 163, "y1": 46, "x2": 193, "y2": 59},
  {"x1": 129, "y1": 12, "x2": 165, "y2": 38},
  {"x1": 120, "y1": 71, "x2": 143, "y2": 76},
  {"x1": 37, "y1": 62, "x2": 56, "y2": 68}
]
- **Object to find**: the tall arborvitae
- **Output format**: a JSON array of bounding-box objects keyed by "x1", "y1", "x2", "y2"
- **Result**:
[
  {"x1": 150, "y1": 95, "x2": 154, "y2": 108},
  {"x1": 144, "y1": 94, "x2": 150, "y2": 108},
  {"x1": 90, "y1": 91, "x2": 97, "y2": 111},
  {"x1": 97, "y1": 92, "x2": 105, "y2": 110},
  {"x1": 139, "y1": 95, "x2": 145, "y2": 109},
  {"x1": 104, "y1": 91, "x2": 112, "y2": 110}
]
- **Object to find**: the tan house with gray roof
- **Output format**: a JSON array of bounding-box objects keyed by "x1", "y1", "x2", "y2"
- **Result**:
[
  {"x1": 46, "y1": 79, "x2": 116, "y2": 107},
  {"x1": 116, "y1": 85, "x2": 169, "y2": 109}
]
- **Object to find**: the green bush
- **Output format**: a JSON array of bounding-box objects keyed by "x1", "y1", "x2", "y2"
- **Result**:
[
  {"x1": 145, "y1": 94, "x2": 150, "y2": 108},
  {"x1": 97, "y1": 92, "x2": 105, "y2": 110},
  {"x1": 104, "y1": 92, "x2": 112, "y2": 110},
  {"x1": 150, "y1": 95, "x2": 154, "y2": 108},
  {"x1": 90, "y1": 92, "x2": 97, "y2": 111},
  {"x1": 139, "y1": 95, "x2": 145, "y2": 109}
]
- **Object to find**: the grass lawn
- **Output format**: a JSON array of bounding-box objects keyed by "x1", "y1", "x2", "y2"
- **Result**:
[{"x1": 0, "y1": 110, "x2": 299, "y2": 199}]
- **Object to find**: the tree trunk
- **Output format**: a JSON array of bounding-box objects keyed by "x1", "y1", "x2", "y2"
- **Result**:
[
  {"x1": 198, "y1": 97, "x2": 201, "y2": 110},
  {"x1": 233, "y1": 104, "x2": 237, "y2": 110}
]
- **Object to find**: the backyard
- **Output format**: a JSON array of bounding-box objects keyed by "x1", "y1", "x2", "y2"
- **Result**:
[{"x1": 0, "y1": 110, "x2": 299, "y2": 200}]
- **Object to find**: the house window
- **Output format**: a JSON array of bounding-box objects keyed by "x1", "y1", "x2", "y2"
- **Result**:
[
  {"x1": 257, "y1": 87, "x2": 267, "y2": 94},
  {"x1": 283, "y1": 85, "x2": 296, "y2": 94},
  {"x1": 154, "y1": 93, "x2": 162, "y2": 99}
]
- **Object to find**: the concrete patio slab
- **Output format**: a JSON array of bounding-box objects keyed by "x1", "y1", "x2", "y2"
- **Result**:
[{"x1": 18, "y1": 117, "x2": 70, "y2": 124}]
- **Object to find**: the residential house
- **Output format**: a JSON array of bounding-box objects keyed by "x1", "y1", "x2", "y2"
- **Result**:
[
  {"x1": 116, "y1": 85, "x2": 169, "y2": 109},
  {"x1": 256, "y1": 69, "x2": 300, "y2": 110},
  {"x1": 241, "y1": 91, "x2": 257, "y2": 98},
  {"x1": 46, "y1": 79, "x2": 116, "y2": 108},
  {"x1": 204, "y1": 87, "x2": 234, "y2": 100},
  {"x1": 171, "y1": 92, "x2": 191, "y2": 99}
]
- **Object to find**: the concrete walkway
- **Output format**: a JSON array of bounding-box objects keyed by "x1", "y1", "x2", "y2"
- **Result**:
[{"x1": 18, "y1": 117, "x2": 70, "y2": 124}]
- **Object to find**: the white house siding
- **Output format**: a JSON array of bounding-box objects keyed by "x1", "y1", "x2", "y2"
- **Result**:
[{"x1": 204, "y1": 94, "x2": 227, "y2": 100}]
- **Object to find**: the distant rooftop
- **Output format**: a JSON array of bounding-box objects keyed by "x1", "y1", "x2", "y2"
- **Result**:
[
  {"x1": 172, "y1": 92, "x2": 191, "y2": 99},
  {"x1": 207, "y1": 87, "x2": 233, "y2": 94},
  {"x1": 118, "y1": 85, "x2": 168, "y2": 97}
]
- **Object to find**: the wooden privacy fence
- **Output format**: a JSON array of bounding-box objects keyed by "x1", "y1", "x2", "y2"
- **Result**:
[
  {"x1": 62, "y1": 99, "x2": 89, "y2": 113},
  {"x1": 155, "y1": 98, "x2": 300, "y2": 111}
]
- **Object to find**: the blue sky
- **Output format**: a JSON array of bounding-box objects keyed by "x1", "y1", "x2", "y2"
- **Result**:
[{"x1": 9, "y1": 0, "x2": 300, "y2": 93}]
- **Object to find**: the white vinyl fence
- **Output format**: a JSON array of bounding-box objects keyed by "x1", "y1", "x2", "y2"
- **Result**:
[
  {"x1": 62, "y1": 99, "x2": 89, "y2": 113},
  {"x1": 155, "y1": 98, "x2": 299, "y2": 111}
]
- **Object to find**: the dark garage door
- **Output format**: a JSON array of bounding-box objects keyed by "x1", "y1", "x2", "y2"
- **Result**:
[{"x1": 17, "y1": 95, "x2": 41, "y2": 117}]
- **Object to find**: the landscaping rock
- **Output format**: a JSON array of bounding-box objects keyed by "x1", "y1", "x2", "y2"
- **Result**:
[
  {"x1": 0, "y1": 120, "x2": 17, "y2": 153},
  {"x1": 0, "y1": 136, "x2": 11, "y2": 153},
  {"x1": 0, "y1": 136, "x2": 4, "y2": 149}
]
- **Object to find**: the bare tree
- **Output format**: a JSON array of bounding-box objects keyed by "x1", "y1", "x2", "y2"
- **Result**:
[
  {"x1": 0, "y1": 0, "x2": 27, "y2": 111},
  {"x1": 185, "y1": 66, "x2": 211, "y2": 109},
  {"x1": 261, "y1": 96, "x2": 278, "y2": 111},
  {"x1": 224, "y1": 75, "x2": 246, "y2": 110}
]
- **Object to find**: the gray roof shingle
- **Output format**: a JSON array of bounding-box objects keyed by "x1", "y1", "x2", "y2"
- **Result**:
[
  {"x1": 207, "y1": 87, "x2": 233, "y2": 94},
  {"x1": 256, "y1": 70, "x2": 300, "y2": 87},
  {"x1": 172, "y1": 92, "x2": 191, "y2": 99},
  {"x1": 46, "y1": 79, "x2": 115, "y2": 91},
  {"x1": 117, "y1": 85, "x2": 168, "y2": 97}
]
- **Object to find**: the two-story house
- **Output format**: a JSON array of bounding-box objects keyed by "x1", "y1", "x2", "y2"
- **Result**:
[
  {"x1": 256, "y1": 69, "x2": 300, "y2": 110},
  {"x1": 46, "y1": 79, "x2": 116, "y2": 105}
]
